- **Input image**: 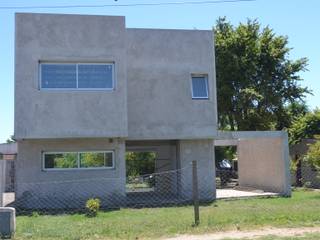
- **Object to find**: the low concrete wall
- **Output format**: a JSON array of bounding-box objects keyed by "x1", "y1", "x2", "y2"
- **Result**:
[
  {"x1": 238, "y1": 135, "x2": 290, "y2": 195},
  {"x1": 215, "y1": 131, "x2": 291, "y2": 196}
]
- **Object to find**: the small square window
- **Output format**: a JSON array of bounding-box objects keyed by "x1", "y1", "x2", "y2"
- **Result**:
[{"x1": 191, "y1": 75, "x2": 209, "y2": 99}]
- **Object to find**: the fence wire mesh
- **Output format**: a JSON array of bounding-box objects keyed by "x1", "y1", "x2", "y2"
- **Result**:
[
  {"x1": 291, "y1": 161, "x2": 320, "y2": 189},
  {"x1": 1, "y1": 162, "x2": 216, "y2": 215},
  {"x1": 215, "y1": 169, "x2": 238, "y2": 189},
  {"x1": 1, "y1": 158, "x2": 320, "y2": 240},
  {"x1": 1, "y1": 160, "x2": 320, "y2": 217}
]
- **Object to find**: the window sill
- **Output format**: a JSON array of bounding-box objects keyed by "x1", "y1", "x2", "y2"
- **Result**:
[{"x1": 42, "y1": 167, "x2": 115, "y2": 172}]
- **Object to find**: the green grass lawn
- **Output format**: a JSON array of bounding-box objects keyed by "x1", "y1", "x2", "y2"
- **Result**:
[{"x1": 15, "y1": 189, "x2": 320, "y2": 240}]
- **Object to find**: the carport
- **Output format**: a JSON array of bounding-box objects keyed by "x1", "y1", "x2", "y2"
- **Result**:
[{"x1": 214, "y1": 131, "x2": 291, "y2": 198}]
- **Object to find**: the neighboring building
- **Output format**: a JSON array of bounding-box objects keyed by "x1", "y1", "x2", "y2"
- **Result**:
[
  {"x1": 14, "y1": 13, "x2": 217, "y2": 208},
  {"x1": 0, "y1": 142, "x2": 17, "y2": 193}
]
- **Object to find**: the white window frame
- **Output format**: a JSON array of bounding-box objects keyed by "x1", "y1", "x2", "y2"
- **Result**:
[
  {"x1": 42, "y1": 150, "x2": 115, "y2": 171},
  {"x1": 39, "y1": 62, "x2": 115, "y2": 91},
  {"x1": 190, "y1": 74, "x2": 209, "y2": 99}
]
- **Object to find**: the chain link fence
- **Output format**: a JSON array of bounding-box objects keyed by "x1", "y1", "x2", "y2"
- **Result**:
[
  {"x1": 216, "y1": 169, "x2": 238, "y2": 189},
  {"x1": 1, "y1": 159, "x2": 319, "y2": 227},
  {"x1": 3, "y1": 161, "x2": 215, "y2": 223},
  {"x1": 291, "y1": 162, "x2": 320, "y2": 189}
]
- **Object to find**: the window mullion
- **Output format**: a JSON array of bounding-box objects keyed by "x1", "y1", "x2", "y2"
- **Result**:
[
  {"x1": 76, "y1": 64, "x2": 79, "y2": 89},
  {"x1": 77, "y1": 152, "x2": 80, "y2": 169},
  {"x1": 112, "y1": 152, "x2": 115, "y2": 168}
]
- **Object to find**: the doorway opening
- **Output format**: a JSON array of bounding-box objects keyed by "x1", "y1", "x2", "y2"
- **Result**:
[
  {"x1": 215, "y1": 146, "x2": 238, "y2": 189},
  {"x1": 125, "y1": 151, "x2": 156, "y2": 192}
]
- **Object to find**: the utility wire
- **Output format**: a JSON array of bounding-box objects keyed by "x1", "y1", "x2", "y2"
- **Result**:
[{"x1": 0, "y1": 0, "x2": 256, "y2": 10}]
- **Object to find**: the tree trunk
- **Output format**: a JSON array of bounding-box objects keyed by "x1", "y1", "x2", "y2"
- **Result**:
[{"x1": 295, "y1": 155, "x2": 302, "y2": 187}]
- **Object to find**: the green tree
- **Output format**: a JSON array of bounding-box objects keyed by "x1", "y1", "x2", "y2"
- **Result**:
[
  {"x1": 288, "y1": 109, "x2": 320, "y2": 145},
  {"x1": 288, "y1": 109, "x2": 320, "y2": 186},
  {"x1": 54, "y1": 153, "x2": 77, "y2": 168},
  {"x1": 6, "y1": 135, "x2": 16, "y2": 143},
  {"x1": 215, "y1": 17, "x2": 310, "y2": 131},
  {"x1": 126, "y1": 152, "x2": 156, "y2": 177},
  {"x1": 80, "y1": 152, "x2": 105, "y2": 168}
]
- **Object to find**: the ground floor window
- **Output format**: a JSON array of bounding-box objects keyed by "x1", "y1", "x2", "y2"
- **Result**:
[
  {"x1": 43, "y1": 151, "x2": 114, "y2": 170},
  {"x1": 126, "y1": 151, "x2": 156, "y2": 192}
]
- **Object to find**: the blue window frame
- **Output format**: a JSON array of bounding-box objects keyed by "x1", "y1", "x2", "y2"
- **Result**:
[
  {"x1": 191, "y1": 75, "x2": 209, "y2": 99},
  {"x1": 40, "y1": 63, "x2": 114, "y2": 90}
]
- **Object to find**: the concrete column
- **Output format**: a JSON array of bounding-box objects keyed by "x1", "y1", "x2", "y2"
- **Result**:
[{"x1": 178, "y1": 139, "x2": 216, "y2": 201}]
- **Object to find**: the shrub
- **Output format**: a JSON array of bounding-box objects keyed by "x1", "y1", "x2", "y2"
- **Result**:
[
  {"x1": 85, "y1": 198, "x2": 101, "y2": 217},
  {"x1": 31, "y1": 212, "x2": 40, "y2": 217},
  {"x1": 305, "y1": 138, "x2": 320, "y2": 170},
  {"x1": 303, "y1": 181, "x2": 312, "y2": 188}
]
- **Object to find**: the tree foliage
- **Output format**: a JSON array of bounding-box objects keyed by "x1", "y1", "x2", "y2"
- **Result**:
[
  {"x1": 305, "y1": 137, "x2": 320, "y2": 170},
  {"x1": 306, "y1": 136, "x2": 320, "y2": 170},
  {"x1": 288, "y1": 110, "x2": 320, "y2": 186},
  {"x1": 80, "y1": 152, "x2": 105, "y2": 168},
  {"x1": 288, "y1": 109, "x2": 320, "y2": 145},
  {"x1": 215, "y1": 17, "x2": 310, "y2": 131},
  {"x1": 126, "y1": 152, "x2": 156, "y2": 177},
  {"x1": 54, "y1": 153, "x2": 77, "y2": 168},
  {"x1": 6, "y1": 135, "x2": 16, "y2": 143}
]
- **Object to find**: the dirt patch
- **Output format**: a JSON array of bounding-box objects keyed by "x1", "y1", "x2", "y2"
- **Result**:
[{"x1": 164, "y1": 227, "x2": 320, "y2": 240}]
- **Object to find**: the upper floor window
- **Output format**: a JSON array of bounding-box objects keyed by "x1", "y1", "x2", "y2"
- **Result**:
[
  {"x1": 40, "y1": 63, "x2": 114, "y2": 90},
  {"x1": 191, "y1": 75, "x2": 209, "y2": 99}
]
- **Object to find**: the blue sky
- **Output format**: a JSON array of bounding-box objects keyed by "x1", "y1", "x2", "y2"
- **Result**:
[{"x1": 0, "y1": 0, "x2": 319, "y2": 142}]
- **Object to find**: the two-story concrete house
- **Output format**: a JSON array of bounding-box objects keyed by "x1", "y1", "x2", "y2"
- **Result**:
[{"x1": 14, "y1": 13, "x2": 217, "y2": 208}]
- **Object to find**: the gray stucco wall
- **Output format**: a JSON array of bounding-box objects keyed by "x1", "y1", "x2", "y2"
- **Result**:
[
  {"x1": 15, "y1": 13, "x2": 217, "y2": 140},
  {"x1": 14, "y1": 13, "x2": 218, "y2": 207},
  {"x1": 126, "y1": 28, "x2": 217, "y2": 140},
  {"x1": 15, "y1": 13, "x2": 128, "y2": 139},
  {"x1": 16, "y1": 138, "x2": 126, "y2": 208},
  {"x1": 0, "y1": 143, "x2": 17, "y2": 155},
  {"x1": 15, "y1": 138, "x2": 216, "y2": 208}
]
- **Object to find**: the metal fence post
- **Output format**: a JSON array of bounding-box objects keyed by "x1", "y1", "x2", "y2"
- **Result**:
[{"x1": 192, "y1": 160, "x2": 200, "y2": 225}]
